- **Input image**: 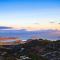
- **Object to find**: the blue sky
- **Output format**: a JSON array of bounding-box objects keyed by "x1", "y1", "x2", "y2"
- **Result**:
[{"x1": 0, "y1": 0, "x2": 60, "y2": 30}]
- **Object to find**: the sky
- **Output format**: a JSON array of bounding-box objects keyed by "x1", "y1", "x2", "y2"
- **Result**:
[{"x1": 0, "y1": 0, "x2": 60, "y2": 30}]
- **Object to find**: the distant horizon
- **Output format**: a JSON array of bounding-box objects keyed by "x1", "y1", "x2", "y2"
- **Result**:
[{"x1": 0, "y1": 29, "x2": 59, "y2": 40}]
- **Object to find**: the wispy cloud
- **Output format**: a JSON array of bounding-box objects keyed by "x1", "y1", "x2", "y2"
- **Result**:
[
  {"x1": 0, "y1": 26, "x2": 12, "y2": 29},
  {"x1": 58, "y1": 23, "x2": 60, "y2": 24},
  {"x1": 49, "y1": 21, "x2": 55, "y2": 23},
  {"x1": 34, "y1": 23, "x2": 40, "y2": 25}
]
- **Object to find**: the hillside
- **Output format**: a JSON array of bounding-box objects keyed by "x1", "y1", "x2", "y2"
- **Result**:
[{"x1": 0, "y1": 39, "x2": 60, "y2": 60}]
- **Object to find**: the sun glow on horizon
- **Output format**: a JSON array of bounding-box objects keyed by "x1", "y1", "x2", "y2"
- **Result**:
[
  {"x1": 5, "y1": 23, "x2": 60, "y2": 31},
  {"x1": 0, "y1": 0, "x2": 60, "y2": 31}
]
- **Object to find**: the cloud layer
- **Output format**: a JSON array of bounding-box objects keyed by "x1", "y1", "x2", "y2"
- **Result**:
[{"x1": 0, "y1": 29, "x2": 60, "y2": 40}]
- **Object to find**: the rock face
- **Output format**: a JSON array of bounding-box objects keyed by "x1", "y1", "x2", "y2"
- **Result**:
[
  {"x1": 21, "y1": 39, "x2": 60, "y2": 60},
  {"x1": 42, "y1": 51, "x2": 60, "y2": 60}
]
